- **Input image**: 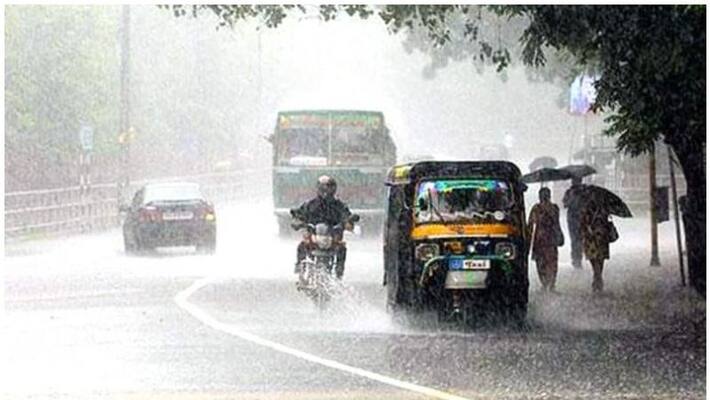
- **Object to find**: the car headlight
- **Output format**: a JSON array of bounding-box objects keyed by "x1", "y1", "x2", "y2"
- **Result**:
[
  {"x1": 415, "y1": 243, "x2": 439, "y2": 261},
  {"x1": 315, "y1": 235, "x2": 333, "y2": 249},
  {"x1": 495, "y1": 242, "x2": 516, "y2": 260}
]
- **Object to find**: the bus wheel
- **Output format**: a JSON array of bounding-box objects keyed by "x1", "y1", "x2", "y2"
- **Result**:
[{"x1": 277, "y1": 217, "x2": 292, "y2": 237}]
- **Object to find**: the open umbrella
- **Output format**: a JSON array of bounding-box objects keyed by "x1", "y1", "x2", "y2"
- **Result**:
[
  {"x1": 560, "y1": 164, "x2": 597, "y2": 179},
  {"x1": 578, "y1": 184, "x2": 633, "y2": 218},
  {"x1": 529, "y1": 156, "x2": 558, "y2": 172},
  {"x1": 521, "y1": 167, "x2": 573, "y2": 184}
]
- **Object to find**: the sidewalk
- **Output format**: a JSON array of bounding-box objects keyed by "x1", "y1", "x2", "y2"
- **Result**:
[{"x1": 531, "y1": 215, "x2": 703, "y2": 339}]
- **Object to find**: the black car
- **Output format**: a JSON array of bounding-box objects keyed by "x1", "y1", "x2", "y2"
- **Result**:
[{"x1": 122, "y1": 182, "x2": 216, "y2": 254}]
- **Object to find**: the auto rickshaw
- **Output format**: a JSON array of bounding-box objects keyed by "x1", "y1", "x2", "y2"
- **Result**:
[{"x1": 383, "y1": 161, "x2": 529, "y2": 325}]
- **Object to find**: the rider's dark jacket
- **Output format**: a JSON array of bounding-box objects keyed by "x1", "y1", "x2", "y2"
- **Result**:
[{"x1": 293, "y1": 196, "x2": 352, "y2": 226}]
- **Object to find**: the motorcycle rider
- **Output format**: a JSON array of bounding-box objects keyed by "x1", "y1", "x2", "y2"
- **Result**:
[{"x1": 291, "y1": 175, "x2": 353, "y2": 279}]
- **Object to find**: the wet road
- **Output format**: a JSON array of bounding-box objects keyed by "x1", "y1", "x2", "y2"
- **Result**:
[{"x1": 2, "y1": 199, "x2": 705, "y2": 399}]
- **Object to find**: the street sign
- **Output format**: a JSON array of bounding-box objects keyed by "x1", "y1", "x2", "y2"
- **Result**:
[{"x1": 79, "y1": 125, "x2": 94, "y2": 152}]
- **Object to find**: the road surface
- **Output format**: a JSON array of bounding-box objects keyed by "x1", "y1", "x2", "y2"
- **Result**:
[{"x1": 2, "y1": 198, "x2": 705, "y2": 399}]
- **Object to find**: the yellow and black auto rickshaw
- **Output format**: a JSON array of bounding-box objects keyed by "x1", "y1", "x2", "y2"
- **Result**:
[{"x1": 383, "y1": 161, "x2": 528, "y2": 324}]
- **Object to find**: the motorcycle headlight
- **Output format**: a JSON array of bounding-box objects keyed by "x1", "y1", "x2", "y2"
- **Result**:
[
  {"x1": 495, "y1": 242, "x2": 516, "y2": 260},
  {"x1": 415, "y1": 243, "x2": 439, "y2": 261},
  {"x1": 315, "y1": 235, "x2": 333, "y2": 249}
]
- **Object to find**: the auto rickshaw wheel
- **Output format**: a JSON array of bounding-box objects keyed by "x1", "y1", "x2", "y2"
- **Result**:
[
  {"x1": 490, "y1": 287, "x2": 528, "y2": 328},
  {"x1": 388, "y1": 303, "x2": 413, "y2": 326}
]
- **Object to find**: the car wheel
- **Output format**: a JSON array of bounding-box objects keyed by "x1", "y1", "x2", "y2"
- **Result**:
[
  {"x1": 124, "y1": 231, "x2": 137, "y2": 255},
  {"x1": 197, "y1": 237, "x2": 216, "y2": 254},
  {"x1": 137, "y1": 241, "x2": 152, "y2": 253}
]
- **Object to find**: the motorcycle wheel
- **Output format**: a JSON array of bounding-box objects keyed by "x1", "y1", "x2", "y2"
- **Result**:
[
  {"x1": 312, "y1": 290, "x2": 330, "y2": 310},
  {"x1": 311, "y1": 266, "x2": 331, "y2": 310}
]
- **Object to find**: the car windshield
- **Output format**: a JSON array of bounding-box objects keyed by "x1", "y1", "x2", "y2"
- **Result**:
[
  {"x1": 143, "y1": 183, "x2": 203, "y2": 203},
  {"x1": 414, "y1": 179, "x2": 514, "y2": 223}
]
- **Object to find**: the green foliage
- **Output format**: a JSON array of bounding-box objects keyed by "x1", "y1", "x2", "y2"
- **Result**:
[
  {"x1": 5, "y1": 5, "x2": 121, "y2": 156},
  {"x1": 504, "y1": 6, "x2": 705, "y2": 159},
  {"x1": 166, "y1": 5, "x2": 304, "y2": 29}
]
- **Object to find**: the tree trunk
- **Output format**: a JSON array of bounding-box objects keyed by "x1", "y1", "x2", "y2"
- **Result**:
[{"x1": 673, "y1": 144, "x2": 706, "y2": 297}]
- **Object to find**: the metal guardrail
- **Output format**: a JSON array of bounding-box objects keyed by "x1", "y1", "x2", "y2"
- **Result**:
[{"x1": 4, "y1": 168, "x2": 271, "y2": 240}]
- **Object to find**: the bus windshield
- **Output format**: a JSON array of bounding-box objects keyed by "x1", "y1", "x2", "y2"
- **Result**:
[
  {"x1": 275, "y1": 111, "x2": 391, "y2": 166},
  {"x1": 414, "y1": 179, "x2": 514, "y2": 224},
  {"x1": 279, "y1": 128, "x2": 328, "y2": 165}
]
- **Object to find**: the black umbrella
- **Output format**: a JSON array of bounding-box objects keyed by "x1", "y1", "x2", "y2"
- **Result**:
[
  {"x1": 529, "y1": 156, "x2": 558, "y2": 172},
  {"x1": 560, "y1": 164, "x2": 597, "y2": 179},
  {"x1": 578, "y1": 184, "x2": 633, "y2": 218},
  {"x1": 521, "y1": 167, "x2": 574, "y2": 184}
]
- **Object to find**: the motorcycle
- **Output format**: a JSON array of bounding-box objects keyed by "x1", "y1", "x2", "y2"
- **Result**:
[{"x1": 290, "y1": 211, "x2": 359, "y2": 309}]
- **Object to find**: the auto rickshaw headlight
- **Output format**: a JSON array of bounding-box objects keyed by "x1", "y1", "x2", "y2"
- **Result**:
[
  {"x1": 415, "y1": 243, "x2": 440, "y2": 261},
  {"x1": 495, "y1": 242, "x2": 516, "y2": 260}
]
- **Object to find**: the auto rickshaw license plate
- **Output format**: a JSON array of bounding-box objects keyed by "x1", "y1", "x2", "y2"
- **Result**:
[{"x1": 462, "y1": 259, "x2": 490, "y2": 270}]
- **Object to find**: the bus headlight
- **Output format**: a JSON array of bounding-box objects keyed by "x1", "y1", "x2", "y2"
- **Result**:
[
  {"x1": 495, "y1": 242, "x2": 516, "y2": 260},
  {"x1": 415, "y1": 243, "x2": 439, "y2": 261}
]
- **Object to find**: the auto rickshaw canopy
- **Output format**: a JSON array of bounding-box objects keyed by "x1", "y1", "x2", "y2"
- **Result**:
[{"x1": 386, "y1": 161, "x2": 524, "y2": 187}]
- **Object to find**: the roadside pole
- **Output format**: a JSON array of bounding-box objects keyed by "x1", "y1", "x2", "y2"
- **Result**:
[
  {"x1": 118, "y1": 5, "x2": 131, "y2": 209},
  {"x1": 667, "y1": 145, "x2": 685, "y2": 285},
  {"x1": 649, "y1": 144, "x2": 661, "y2": 267}
]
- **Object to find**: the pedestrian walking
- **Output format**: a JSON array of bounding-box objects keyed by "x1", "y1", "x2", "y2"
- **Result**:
[
  {"x1": 563, "y1": 177, "x2": 584, "y2": 269},
  {"x1": 580, "y1": 200, "x2": 619, "y2": 293},
  {"x1": 528, "y1": 187, "x2": 564, "y2": 292}
]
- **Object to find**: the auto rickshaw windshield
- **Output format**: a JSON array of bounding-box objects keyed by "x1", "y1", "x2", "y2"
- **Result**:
[{"x1": 414, "y1": 179, "x2": 514, "y2": 224}]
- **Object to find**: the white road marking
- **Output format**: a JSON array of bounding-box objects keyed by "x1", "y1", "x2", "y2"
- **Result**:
[
  {"x1": 174, "y1": 276, "x2": 472, "y2": 400},
  {"x1": 10, "y1": 288, "x2": 145, "y2": 303}
]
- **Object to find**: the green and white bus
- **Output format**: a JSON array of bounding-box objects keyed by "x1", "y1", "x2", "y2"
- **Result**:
[{"x1": 269, "y1": 110, "x2": 397, "y2": 235}]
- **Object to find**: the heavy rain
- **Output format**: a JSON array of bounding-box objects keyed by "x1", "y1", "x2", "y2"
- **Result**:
[{"x1": 3, "y1": 5, "x2": 706, "y2": 400}]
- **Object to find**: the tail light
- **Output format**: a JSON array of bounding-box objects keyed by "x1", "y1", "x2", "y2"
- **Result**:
[
  {"x1": 139, "y1": 206, "x2": 161, "y2": 222},
  {"x1": 199, "y1": 202, "x2": 216, "y2": 221}
]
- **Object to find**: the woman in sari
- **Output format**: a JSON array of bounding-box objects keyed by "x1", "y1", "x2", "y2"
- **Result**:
[{"x1": 527, "y1": 187, "x2": 564, "y2": 292}]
